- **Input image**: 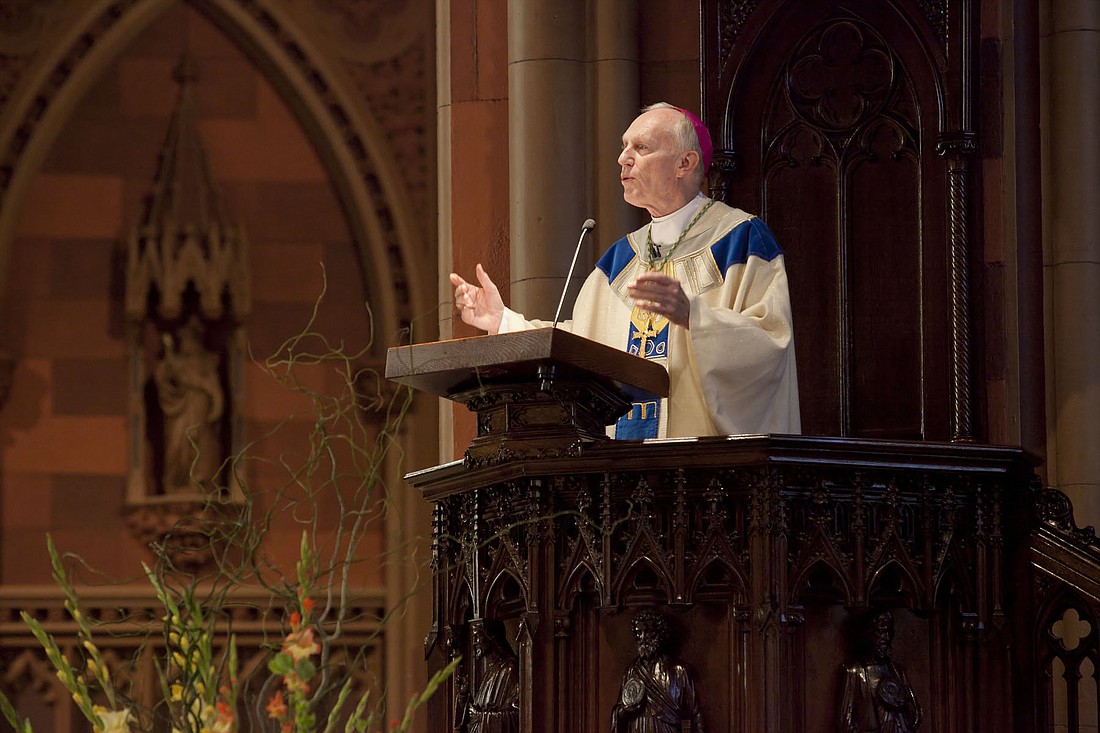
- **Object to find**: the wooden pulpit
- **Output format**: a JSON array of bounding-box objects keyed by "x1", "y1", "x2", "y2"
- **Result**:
[
  {"x1": 386, "y1": 329, "x2": 1045, "y2": 733},
  {"x1": 385, "y1": 327, "x2": 669, "y2": 466}
]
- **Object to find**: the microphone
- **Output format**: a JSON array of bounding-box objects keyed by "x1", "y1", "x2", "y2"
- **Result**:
[{"x1": 552, "y1": 218, "x2": 596, "y2": 328}]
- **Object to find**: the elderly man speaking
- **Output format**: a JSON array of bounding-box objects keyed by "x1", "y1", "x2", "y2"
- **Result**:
[{"x1": 450, "y1": 103, "x2": 800, "y2": 439}]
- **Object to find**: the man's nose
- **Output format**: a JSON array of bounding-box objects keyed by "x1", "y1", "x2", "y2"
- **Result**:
[{"x1": 617, "y1": 148, "x2": 631, "y2": 166}]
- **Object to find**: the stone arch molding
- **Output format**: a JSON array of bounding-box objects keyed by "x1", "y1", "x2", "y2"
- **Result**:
[{"x1": 0, "y1": 0, "x2": 427, "y2": 345}]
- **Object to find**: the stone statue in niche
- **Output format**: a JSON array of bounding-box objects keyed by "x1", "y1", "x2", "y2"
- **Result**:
[
  {"x1": 459, "y1": 619, "x2": 519, "y2": 733},
  {"x1": 838, "y1": 610, "x2": 922, "y2": 733},
  {"x1": 154, "y1": 317, "x2": 224, "y2": 493},
  {"x1": 611, "y1": 608, "x2": 703, "y2": 733}
]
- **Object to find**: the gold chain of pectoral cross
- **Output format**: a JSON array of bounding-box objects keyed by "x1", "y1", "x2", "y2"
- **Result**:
[
  {"x1": 633, "y1": 199, "x2": 716, "y2": 355},
  {"x1": 644, "y1": 199, "x2": 716, "y2": 269}
]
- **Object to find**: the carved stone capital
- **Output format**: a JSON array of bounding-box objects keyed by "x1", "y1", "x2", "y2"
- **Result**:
[{"x1": 935, "y1": 131, "x2": 978, "y2": 158}]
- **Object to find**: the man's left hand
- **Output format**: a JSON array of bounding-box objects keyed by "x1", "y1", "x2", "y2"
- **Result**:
[{"x1": 628, "y1": 271, "x2": 691, "y2": 329}]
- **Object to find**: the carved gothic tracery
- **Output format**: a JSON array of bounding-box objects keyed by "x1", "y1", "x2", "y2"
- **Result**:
[
  {"x1": 787, "y1": 21, "x2": 894, "y2": 133},
  {"x1": 417, "y1": 437, "x2": 1036, "y2": 732},
  {"x1": 431, "y1": 447, "x2": 1011, "y2": 626}
]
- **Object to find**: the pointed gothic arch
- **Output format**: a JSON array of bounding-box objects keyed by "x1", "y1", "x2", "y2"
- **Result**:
[
  {"x1": 0, "y1": 0, "x2": 430, "y2": 344},
  {"x1": 704, "y1": 0, "x2": 979, "y2": 441}
]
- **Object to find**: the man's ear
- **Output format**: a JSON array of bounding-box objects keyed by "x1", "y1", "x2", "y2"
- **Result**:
[{"x1": 677, "y1": 150, "x2": 701, "y2": 178}]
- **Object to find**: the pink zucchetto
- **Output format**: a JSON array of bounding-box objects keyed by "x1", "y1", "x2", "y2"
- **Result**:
[{"x1": 675, "y1": 107, "x2": 713, "y2": 170}]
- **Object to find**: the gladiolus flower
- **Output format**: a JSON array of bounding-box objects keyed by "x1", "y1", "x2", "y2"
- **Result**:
[
  {"x1": 302, "y1": 597, "x2": 315, "y2": 614},
  {"x1": 95, "y1": 708, "x2": 131, "y2": 733},
  {"x1": 265, "y1": 690, "x2": 287, "y2": 719},
  {"x1": 283, "y1": 626, "x2": 320, "y2": 661}
]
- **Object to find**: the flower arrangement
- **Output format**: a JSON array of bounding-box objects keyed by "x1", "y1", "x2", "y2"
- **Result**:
[
  {"x1": 0, "y1": 295, "x2": 455, "y2": 732},
  {"x1": 0, "y1": 532, "x2": 455, "y2": 733}
]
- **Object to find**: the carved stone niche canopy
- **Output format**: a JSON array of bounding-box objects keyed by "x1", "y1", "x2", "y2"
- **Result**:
[{"x1": 122, "y1": 56, "x2": 250, "y2": 569}]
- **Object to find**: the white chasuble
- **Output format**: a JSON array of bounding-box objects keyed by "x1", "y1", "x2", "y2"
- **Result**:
[{"x1": 498, "y1": 200, "x2": 801, "y2": 439}]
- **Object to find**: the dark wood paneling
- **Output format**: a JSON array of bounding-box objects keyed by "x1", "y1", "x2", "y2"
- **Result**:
[{"x1": 704, "y1": 0, "x2": 972, "y2": 441}]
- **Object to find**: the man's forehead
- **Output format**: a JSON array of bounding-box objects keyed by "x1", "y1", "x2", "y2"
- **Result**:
[{"x1": 622, "y1": 111, "x2": 675, "y2": 143}]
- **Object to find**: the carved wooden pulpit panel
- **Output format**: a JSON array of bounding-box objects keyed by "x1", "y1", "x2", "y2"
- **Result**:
[{"x1": 704, "y1": 0, "x2": 977, "y2": 441}]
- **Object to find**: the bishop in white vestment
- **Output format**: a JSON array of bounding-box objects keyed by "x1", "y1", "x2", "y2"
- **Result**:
[{"x1": 451, "y1": 103, "x2": 800, "y2": 439}]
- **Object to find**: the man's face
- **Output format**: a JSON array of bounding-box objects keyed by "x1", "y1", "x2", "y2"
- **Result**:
[
  {"x1": 618, "y1": 109, "x2": 690, "y2": 217},
  {"x1": 472, "y1": 626, "x2": 488, "y2": 659},
  {"x1": 871, "y1": 614, "x2": 893, "y2": 660},
  {"x1": 634, "y1": 624, "x2": 662, "y2": 659}
]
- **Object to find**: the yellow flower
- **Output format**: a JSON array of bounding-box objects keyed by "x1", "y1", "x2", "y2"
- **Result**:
[
  {"x1": 83, "y1": 640, "x2": 97, "y2": 654},
  {"x1": 170, "y1": 683, "x2": 184, "y2": 702},
  {"x1": 86, "y1": 658, "x2": 98, "y2": 675},
  {"x1": 94, "y1": 708, "x2": 132, "y2": 733},
  {"x1": 172, "y1": 651, "x2": 186, "y2": 668}
]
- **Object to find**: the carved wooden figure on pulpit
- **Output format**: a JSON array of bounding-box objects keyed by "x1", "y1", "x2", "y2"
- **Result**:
[
  {"x1": 460, "y1": 619, "x2": 520, "y2": 733},
  {"x1": 838, "y1": 610, "x2": 922, "y2": 733},
  {"x1": 611, "y1": 609, "x2": 704, "y2": 733}
]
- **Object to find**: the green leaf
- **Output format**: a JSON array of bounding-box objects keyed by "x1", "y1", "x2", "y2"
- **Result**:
[
  {"x1": 296, "y1": 657, "x2": 317, "y2": 681},
  {"x1": 268, "y1": 653, "x2": 294, "y2": 676},
  {"x1": 0, "y1": 686, "x2": 33, "y2": 733}
]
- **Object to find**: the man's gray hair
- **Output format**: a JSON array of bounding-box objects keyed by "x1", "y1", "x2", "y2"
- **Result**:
[{"x1": 642, "y1": 102, "x2": 705, "y2": 186}]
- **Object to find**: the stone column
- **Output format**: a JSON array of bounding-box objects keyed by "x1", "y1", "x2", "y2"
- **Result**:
[
  {"x1": 1043, "y1": 0, "x2": 1100, "y2": 525},
  {"x1": 439, "y1": 0, "x2": 510, "y2": 458},
  {"x1": 592, "y1": 1, "x2": 640, "y2": 250},
  {"x1": 508, "y1": 0, "x2": 590, "y2": 318}
]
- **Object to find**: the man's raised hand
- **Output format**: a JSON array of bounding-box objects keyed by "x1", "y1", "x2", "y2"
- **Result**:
[{"x1": 449, "y1": 263, "x2": 505, "y2": 333}]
